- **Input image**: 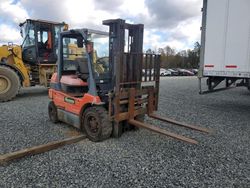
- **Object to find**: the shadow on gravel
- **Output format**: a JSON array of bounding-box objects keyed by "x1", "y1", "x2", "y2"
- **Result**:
[
  {"x1": 238, "y1": 91, "x2": 250, "y2": 97},
  {"x1": 16, "y1": 89, "x2": 48, "y2": 99},
  {"x1": 208, "y1": 102, "x2": 250, "y2": 114},
  {"x1": 64, "y1": 128, "x2": 82, "y2": 137}
]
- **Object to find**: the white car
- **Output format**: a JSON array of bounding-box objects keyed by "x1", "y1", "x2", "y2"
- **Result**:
[{"x1": 160, "y1": 68, "x2": 171, "y2": 76}]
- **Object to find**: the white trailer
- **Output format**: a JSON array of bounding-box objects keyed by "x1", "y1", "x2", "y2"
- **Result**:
[{"x1": 199, "y1": 0, "x2": 250, "y2": 93}]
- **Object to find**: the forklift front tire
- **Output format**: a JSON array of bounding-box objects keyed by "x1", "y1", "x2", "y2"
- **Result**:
[
  {"x1": 48, "y1": 101, "x2": 59, "y2": 123},
  {"x1": 82, "y1": 106, "x2": 112, "y2": 142}
]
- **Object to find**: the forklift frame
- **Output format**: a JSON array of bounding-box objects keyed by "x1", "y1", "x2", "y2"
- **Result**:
[{"x1": 104, "y1": 19, "x2": 210, "y2": 144}]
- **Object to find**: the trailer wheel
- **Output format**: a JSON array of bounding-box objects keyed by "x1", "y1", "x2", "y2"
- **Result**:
[
  {"x1": 0, "y1": 66, "x2": 20, "y2": 102},
  {"x1": 48, "y1": 101, "x2": 59, "y2": 123},
  {"x1": 82, "y1": 106, "x2": 112, "y2": 142}
]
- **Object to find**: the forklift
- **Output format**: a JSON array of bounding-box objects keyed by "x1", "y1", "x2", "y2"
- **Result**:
[{"x1": 48, "y1": 19, "x2": 210, "y2": 144}]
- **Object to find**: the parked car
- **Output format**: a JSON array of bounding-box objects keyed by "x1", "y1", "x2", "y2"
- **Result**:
[
  {"x1": 167, "y1": 69, "x2": 179, "y2": 76},
  {"x1": 177, "y1": 69, "x2": 195, "y2": 76},
  {"x1": 160, "y1": 68, "x2": 171, "y2": 76},
  {"x1": 191, "y1": 69, "x2": 198, "y2": 75}
]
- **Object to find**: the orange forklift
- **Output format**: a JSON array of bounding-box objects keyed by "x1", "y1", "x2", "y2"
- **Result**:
[{"x1": 48, "y1": 19, "x2": 210, "y2": 143}]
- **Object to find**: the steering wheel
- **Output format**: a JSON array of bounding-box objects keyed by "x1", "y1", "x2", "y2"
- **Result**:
[{"x1": 96, "y1": 57, "x2": 109, "y2": 68}]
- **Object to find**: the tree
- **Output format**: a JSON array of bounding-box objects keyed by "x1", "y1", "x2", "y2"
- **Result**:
[
  {"x1": 194, "y1": 42, "x2": 201, "y2": 54},
  {"x1": 158, "y1": 48, "x2": 165, "y2": 55},
  {"x1": 146, "y1": 48, "x2": 152, "y2": 54},
  {"x1": 147, "y1": 41, "x2": 201, "y2": 69},
  {"x1": 164, "y1": 46, "x2": 175, "y2": 56}
]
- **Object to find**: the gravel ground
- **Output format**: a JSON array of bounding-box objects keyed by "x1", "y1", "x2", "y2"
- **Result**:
[{"x1": 1, "y1": 77, "x2": 250, "y2": 187}]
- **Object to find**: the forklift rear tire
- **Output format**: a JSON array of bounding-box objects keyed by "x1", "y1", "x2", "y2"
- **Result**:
[
  {"x1": 48, "y1": 101, "x2": 59, "y2": 123},
  {"x1": 0, "y1": 66, "x2": 20, "y2": 102},
  {"x1": 82, "y1": 106, "x2": 112, "y2": 142}
]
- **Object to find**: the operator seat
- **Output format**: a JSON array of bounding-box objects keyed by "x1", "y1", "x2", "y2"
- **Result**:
[
  {"x1": 76, "y1": 57, "x2": 89, "y2": 81},
  {"x1": 60, "y1": 57, "x2": 89, "y2": 97}
]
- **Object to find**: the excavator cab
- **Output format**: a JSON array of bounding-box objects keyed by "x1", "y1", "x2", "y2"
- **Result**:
[
  {"x1": 20, "y1": 19, "x2": 68, "y2": 64},
  {"x1": 0, "y1": 19, "x2": 68, "y2": 102}
]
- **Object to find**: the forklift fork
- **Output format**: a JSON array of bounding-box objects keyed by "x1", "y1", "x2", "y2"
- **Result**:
[
  {"x1": 105, "y1": 19, "x2": 210, "y2": 144},
  {"x1": 127, "y1": 88, "x2": 211, "y2": 144}
]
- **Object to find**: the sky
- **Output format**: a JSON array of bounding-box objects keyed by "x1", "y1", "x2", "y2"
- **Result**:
[{"x1": 0, "y1": 0, "x2": 202, "y2": 52}]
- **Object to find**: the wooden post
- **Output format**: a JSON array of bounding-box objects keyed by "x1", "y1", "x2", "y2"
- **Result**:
[{"x1": 0, "y1": 135, "x2": 86, "y2": 165}]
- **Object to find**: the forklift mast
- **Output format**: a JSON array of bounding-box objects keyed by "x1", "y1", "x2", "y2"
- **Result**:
[
  {"x1": 103, "y1": 20, "x2": 210, "y2": 144},
  {"x1": 102, "y1": 19, "x2": 161, "y2": 124},
  {"x1": 103, "y1": 19, "x2": 144, "y2": 91}
]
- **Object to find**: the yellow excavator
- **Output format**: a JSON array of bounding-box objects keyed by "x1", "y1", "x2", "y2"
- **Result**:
[{"x1": 0, "y1": 19, "x2": 68, "y2": 102}]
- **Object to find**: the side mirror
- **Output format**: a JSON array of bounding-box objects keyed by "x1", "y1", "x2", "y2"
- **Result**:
[{"x1": 77, "y1": 37, "x2": 84, "y2": 48}]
